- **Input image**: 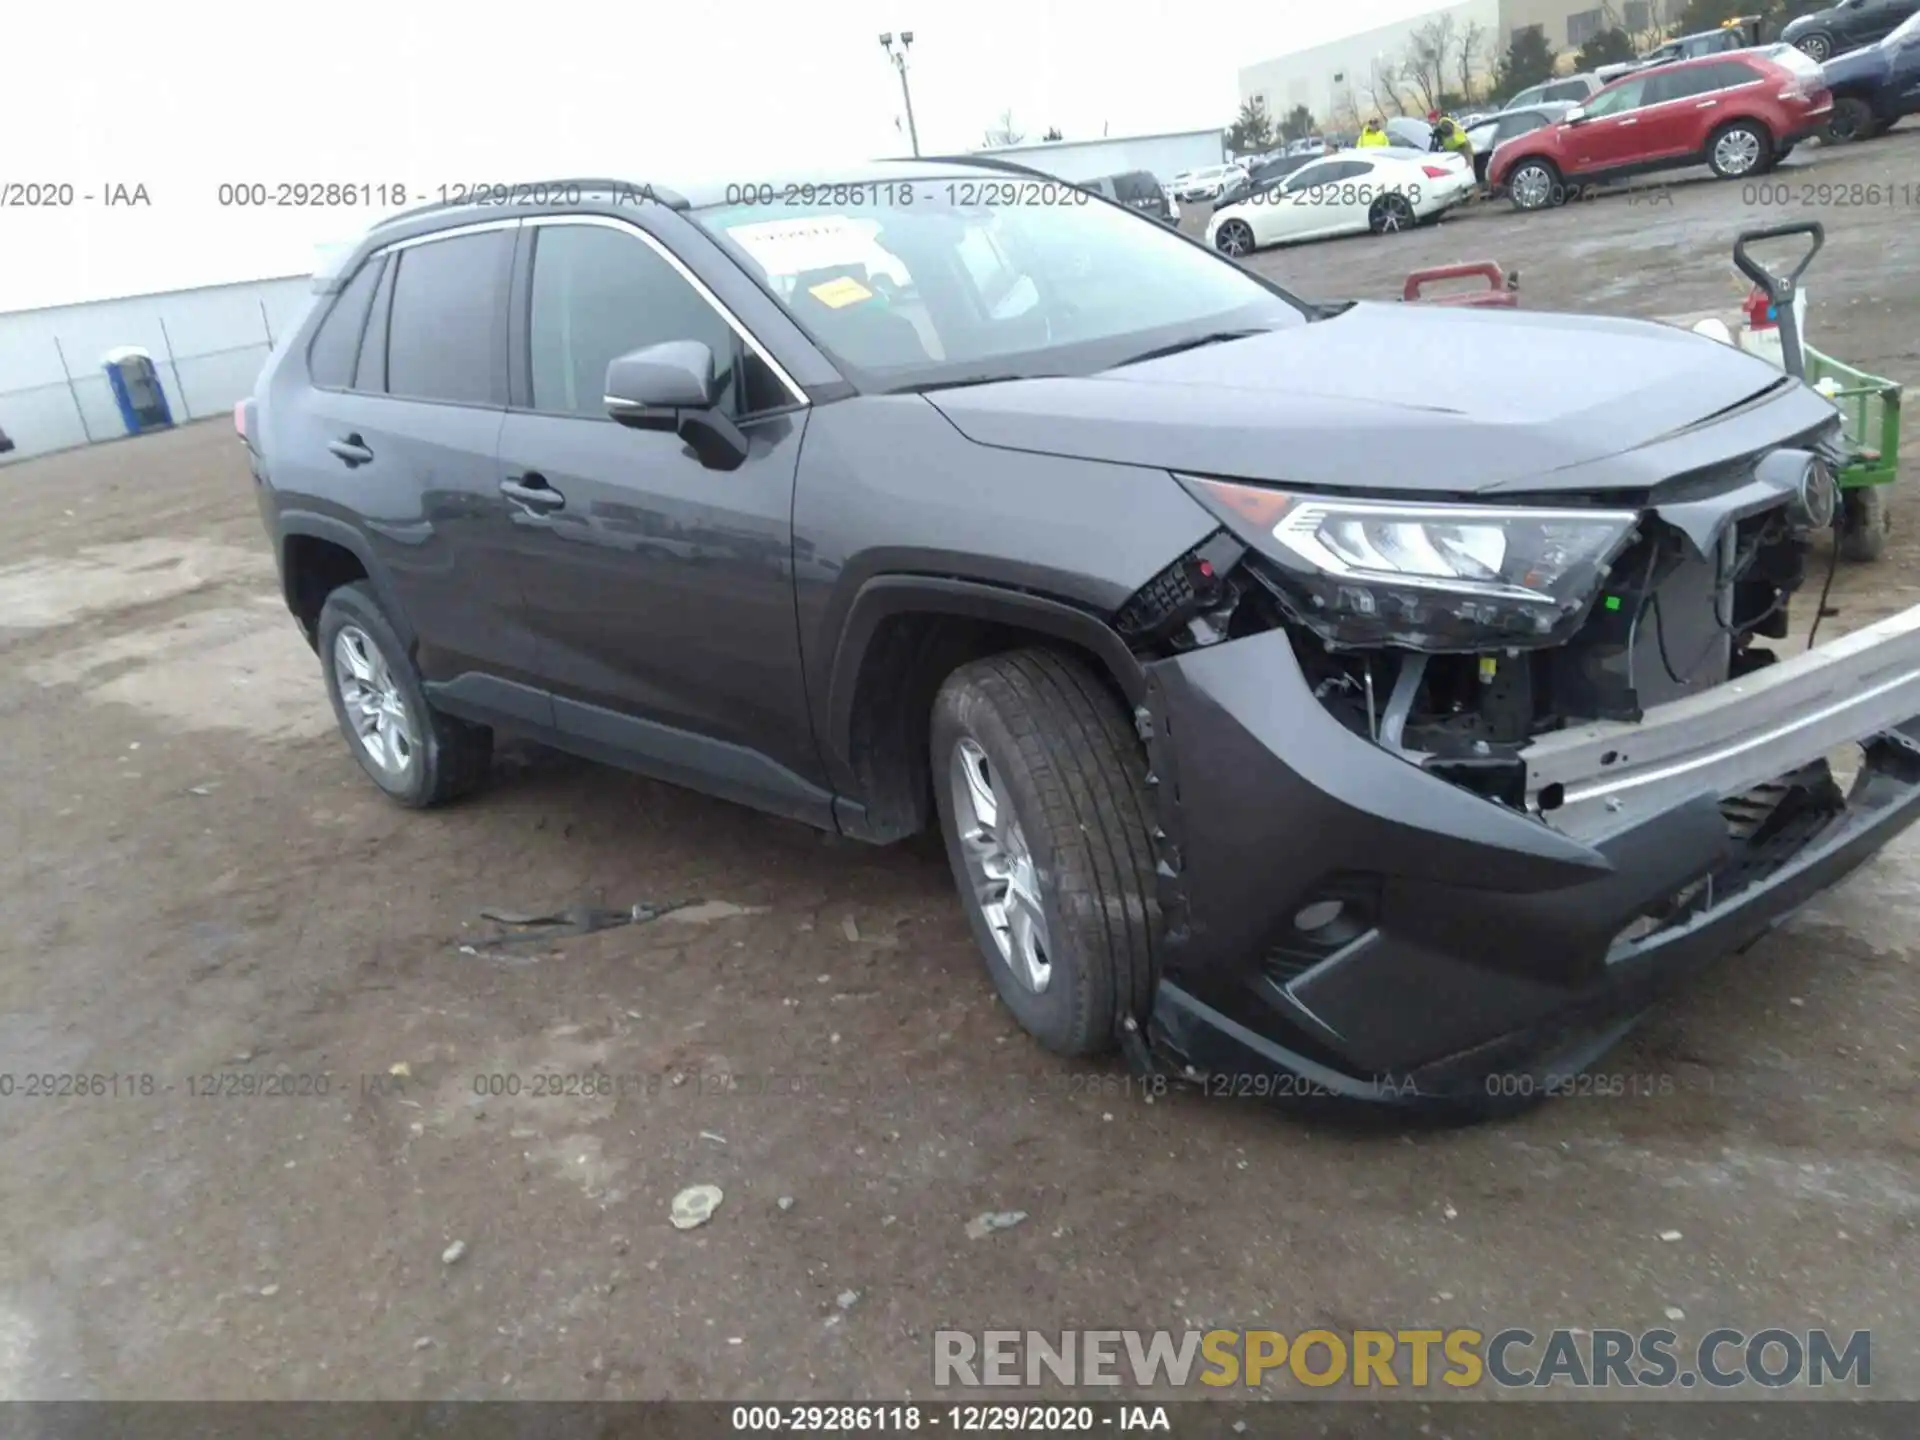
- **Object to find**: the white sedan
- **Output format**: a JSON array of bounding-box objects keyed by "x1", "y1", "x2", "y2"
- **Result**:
[{"x1": 1205, "y1": 149, "x2": 1475, "y2": 257}]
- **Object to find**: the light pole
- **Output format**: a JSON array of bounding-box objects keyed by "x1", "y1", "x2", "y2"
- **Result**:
[{"x1": 879, "y1": 31, "x2": 920, "y2": 157}]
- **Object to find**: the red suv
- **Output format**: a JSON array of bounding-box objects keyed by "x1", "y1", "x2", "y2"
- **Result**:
[{"x1": 1489, "y1": 49, "x2": 1832, "y2": 209}]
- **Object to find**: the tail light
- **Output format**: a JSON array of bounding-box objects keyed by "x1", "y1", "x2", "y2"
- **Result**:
[
  {"x1": 232, "y1": 401, "x2": 247, "y2": 439},
  {"x1": 1422, "y1": 165, "x2": 1451, "y2": 179}
]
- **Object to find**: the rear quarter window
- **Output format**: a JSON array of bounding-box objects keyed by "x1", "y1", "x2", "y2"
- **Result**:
[{"x1": 306, "y1": 258, "x2": 383, "y2": 390}]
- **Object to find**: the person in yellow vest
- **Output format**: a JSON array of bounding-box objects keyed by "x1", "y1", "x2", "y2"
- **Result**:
[{"x1": 1356, "y1": 118, "x2": 1389, "y2": 148}]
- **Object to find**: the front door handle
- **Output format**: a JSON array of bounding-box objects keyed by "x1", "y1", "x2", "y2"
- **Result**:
[
  {"x1": 500, "y1": 474, "x2": 566, "y2": 513},
  {"x1": 1619, "y1": 117, "x2": 1638, "y2": 125},
  {"x1": 328, "y1": 434, "x2": 373, "y2": 466},
  {"x1": 1696, "y1": 99, "x2": 1718, "y2": 108}
]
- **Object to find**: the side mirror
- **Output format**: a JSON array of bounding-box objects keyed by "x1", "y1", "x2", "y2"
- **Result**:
[{"x1": 604, "y1": 340, "x2": 749, "y2": 471}]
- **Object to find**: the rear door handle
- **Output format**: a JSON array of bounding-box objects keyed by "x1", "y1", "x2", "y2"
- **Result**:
[
  {"x1": 328, "y1": 434, "x2": 373, "y2": 466},
  {"x1": 1619, "y1": 117, "x2": 1638, "y2": 125},
  {"x1": 1696, "y1": 99, "x2": 1718, "y2": 108},
  {"x1": 500, "y1": 473, "x2": 566, "y2": 513}
]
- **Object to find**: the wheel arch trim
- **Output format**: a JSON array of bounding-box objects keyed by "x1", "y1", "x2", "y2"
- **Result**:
[
  {"x1": 276, "y1": 509, "x2": 414, "y2": 650},
  {"x1": 822, "y1": 574, "x2": 1146, "y2": 774}
]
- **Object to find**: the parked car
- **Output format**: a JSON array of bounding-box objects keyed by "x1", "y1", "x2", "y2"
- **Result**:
[
  {"x1": 1285, "y1": 136, "x2": 1329, "y2": 156},
  {"x1": 1784, "y1": 0, "x2": 1920, "y2": 62},
  {"x1": 1206, "y1": 148, "x2": 1475, "y2": 255},
  {"x1": 1594, "y1": 16, "x2": 1769, "y2": 80},
  {"x1": 1503, "y1": 72, "x2": 1607, "y2": 109},
  {"x1": 1082, "y1": 170, "x2": 1178, "y2": 224},
  {"x1": 240, "y1": 156, "x2": 1920, "y2": 1114},
  {"x1": 1464, "y1": 101, "x2": 1577, "y2": 184},
  {"x1": 1171, "y1": 163, "x2": 1248, "y2": 202},
  {"x1": 0, "y1": 425, "x2": 13, "y2": 455},
  {"x1": 1819, "y1": 7, "x2": 1920, "y2": 137},
  {"x1": 1213, "y1": 152, "x2": 1317, "y2": 208},
  {"x1": 1489, "y1": 48, "x2": 1832, "y2": 210}
]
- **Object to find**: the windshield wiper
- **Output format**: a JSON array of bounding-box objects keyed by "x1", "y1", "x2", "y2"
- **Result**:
[{"x1": 1108, "y1": 328, "x2": 1272, "y2": 369}]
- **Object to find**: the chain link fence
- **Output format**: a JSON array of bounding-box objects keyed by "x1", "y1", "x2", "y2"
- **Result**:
[{"x1": 0, "y1": 279, "x2": 316, "y2": 465}]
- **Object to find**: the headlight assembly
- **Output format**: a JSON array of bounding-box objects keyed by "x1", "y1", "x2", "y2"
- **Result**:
[{"x1": 1181, "y1": 476, "x2": 1640, "y2": 652}]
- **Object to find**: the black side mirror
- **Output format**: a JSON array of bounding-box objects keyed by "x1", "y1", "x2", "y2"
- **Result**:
[{"x1": 604, "y1": 341, "x2": 749, "y2": 471}]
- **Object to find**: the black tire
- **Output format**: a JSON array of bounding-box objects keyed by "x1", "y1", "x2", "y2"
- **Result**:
[
  {"x1": 1369, "y1": 193, "x2": 1417, "y2": 234},
  {"x1": 1841, "y1": 486, "x2": 1890, "y2": 563},
  {"x1": 929, "y1": 649, "x2": 1158, "y2": 1057},
  {"x1": 316, "y1": 582, "x2": 492, "y2": 807},
  {"x1": 1795, "y1": 31, "x2": 1833, "y2": 62},
  {"x1": 1707, "y1": 120, "x2": 1772, "y2": 179},
  {"x1": 1214, "y1": 218, "x2": 1255, "y2": 258},
  {"x1": 1827, "y1": 97, "x2": 1875, "y2": 144},
  {"x1": 1507, "y1": 158, "x2": 1562, "y2": 212}
]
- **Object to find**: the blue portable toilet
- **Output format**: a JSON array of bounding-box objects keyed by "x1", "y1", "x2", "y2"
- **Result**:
[{"x1": 102, "y1": 347, "x2": 175, "y2": 434}]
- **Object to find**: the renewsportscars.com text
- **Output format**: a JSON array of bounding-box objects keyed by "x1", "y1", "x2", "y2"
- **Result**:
[{"x1": 933, "y1": 1327, "x2": 1871, "y2": 1391}]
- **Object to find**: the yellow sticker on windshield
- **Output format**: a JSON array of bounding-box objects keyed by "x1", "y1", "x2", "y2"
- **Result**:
[{"x1": 808, "y1": 276, "x2": 875, "y2": 308}]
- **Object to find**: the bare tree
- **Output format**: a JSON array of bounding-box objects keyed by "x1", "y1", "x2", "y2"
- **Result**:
[
  {"x1": 1456, "y1": 19, "x2": 1488, "y2": 103},
  {"x1": 982, "y1": 109, "x2": 1025, "y2": 148},
  {"x1": 1401, "y1": 14, "x2": 1456, "y2": 114},
  {"x1": 1364, "y1": 56, "x2": 1407, "y2": 118}
]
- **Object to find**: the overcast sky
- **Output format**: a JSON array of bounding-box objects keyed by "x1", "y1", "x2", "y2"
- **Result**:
[{"x1": 4, "y1": 0, "x2": 1439, "y2": 312}]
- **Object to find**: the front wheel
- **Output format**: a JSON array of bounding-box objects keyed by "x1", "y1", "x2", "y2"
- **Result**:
[
  {"x1": 1507, "y1": 159, "x2": 1562, "y2": 212},
  {"x1": 930, "y1": 650, "x2": 1158, "y2": 1057},
  {"x1": 1213, "y1": 218, "x2": 1255, "y2": 257},
  {"x1": 1796, "y1": 31, "x2": 1833, "y2": 62},
  {"x1": 1369, "y1": 193, "x2": 1417, "y2": 233},
  {"x1": 1826, "y1": 96, "x2": 1876, "y2": 144},
  {"x1": 1708, "y1": 121, "x2": 1772, "y2": 179}
]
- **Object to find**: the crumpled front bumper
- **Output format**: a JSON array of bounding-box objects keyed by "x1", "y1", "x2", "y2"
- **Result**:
[{"x1": 1139, "y1": 606, "x2": 1920, "y2": 1103}]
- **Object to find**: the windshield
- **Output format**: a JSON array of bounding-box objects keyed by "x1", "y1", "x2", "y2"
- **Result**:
[{"x1": 692, "y1": 179, "x2": 1309, "y2": 390}]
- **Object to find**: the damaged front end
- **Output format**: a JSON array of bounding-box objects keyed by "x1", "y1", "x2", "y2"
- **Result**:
[{"x1": 1118, "y1": 428, "x2": 1920, "y2": 1104}]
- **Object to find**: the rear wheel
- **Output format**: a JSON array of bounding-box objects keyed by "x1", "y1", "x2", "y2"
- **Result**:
[
  {"x1": 1708, "y1": 120, "x2": 1771, "y2": 179},
  {"x1": 1827, "y1": 97, "x2": 1876, "y2": 144},
  {"x1": 1369, "y1": 192, "x2": 1417, "y2": 233},
  {"x1": 317, "y1": 583, "x2": 492, "y2": 807},
  {"x1": 1841, "y1": 486, "x2": 1891, "y2": 563},
  {"x1": 930, "y1": 650, "x2": 1158, "y2": 1057},
  {"x1": 1507, "y1": 159, "x2": 1562, "y2": 212},
  {"x1": 1214, "y1": 218, "x2": 1255, "y2": 257}
]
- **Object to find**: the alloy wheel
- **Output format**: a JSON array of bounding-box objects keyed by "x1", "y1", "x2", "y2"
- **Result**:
[
  {"x1": 1714, "y1": 127, "x2": 1763, "y2": 175},
  {"x1": 332, "y1": 624, "x2": 419, "y2": 780},
  {"x1": 949, "y1": 737, "x2": 1051, "y2": 995},
  {"x1": 1373, "y1": 196, "x2": 1415, "y2": 233},
  {"x1": 1512, "y1": 164, "x2": 1554, "y2": 210},
  {"x1": 1798, "y1": 33, "x2": 1831, "y2": 61},
  {"x1": 1216, "y1": 221, "x2": 1253, "y2": 257}
]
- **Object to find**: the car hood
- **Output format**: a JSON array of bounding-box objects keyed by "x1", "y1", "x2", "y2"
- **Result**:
[
  {"x1": 924, "y1": 302, "x2": 1817, "y2": 495},
  {"x1": 1820, "y1": 44, "x2": 1893, "y2": 81}
]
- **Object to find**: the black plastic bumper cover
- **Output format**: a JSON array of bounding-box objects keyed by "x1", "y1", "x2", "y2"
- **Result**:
[{"x1": 1140, "y1": 627, "x2": 1920, "y2": 1103}]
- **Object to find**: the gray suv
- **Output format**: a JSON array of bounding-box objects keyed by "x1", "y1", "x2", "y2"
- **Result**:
[{"x1": 241, "y1": 160, "x2": 1920, "y2": 1116}]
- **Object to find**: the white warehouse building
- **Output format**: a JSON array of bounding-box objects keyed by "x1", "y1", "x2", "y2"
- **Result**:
[
  {"x1": 1238, "y1": 0, "x2": 1504, "y2": 132},
  {"x1": 0, "y1": 277, "x2": 318, "y2": 465},
  {"x1": 964, "y1": 129, "x2": 1227, "y2": 184}
]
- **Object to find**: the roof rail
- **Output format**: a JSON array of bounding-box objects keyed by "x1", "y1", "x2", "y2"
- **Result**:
[{"x1": 367, "y1": 178, "x2": 689, "y2": 233}]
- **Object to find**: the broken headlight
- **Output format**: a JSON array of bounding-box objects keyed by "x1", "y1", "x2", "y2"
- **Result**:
[{"x1": 1181, "y1": 478, "x2": 1639, "y2": 651}]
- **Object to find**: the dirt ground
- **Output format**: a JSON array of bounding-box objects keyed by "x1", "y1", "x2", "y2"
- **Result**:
[{"x1": 3, "y1": 134, "x2": 1919, "y2": 1414}]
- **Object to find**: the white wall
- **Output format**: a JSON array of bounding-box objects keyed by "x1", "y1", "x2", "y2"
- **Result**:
[
  {"x1": 968, "y1": 130, "x2": 1226, "y2": 185},
  {"x1": 1238, "y1": 0, "x2": 1504, "y2": 131},
  {"x1": 0, "y1": 277, "x2": 317, "y2": 465}
]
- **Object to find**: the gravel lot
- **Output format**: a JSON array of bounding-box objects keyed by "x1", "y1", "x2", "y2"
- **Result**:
[{"x1": 2, "y1": 134, "x2": 1919, "y2": 1416}]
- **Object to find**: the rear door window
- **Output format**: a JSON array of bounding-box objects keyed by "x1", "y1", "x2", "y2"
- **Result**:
[
  {"x1": 307, "y1": 258, "x2": 383, "y2": 390},
  {"x1": 1547, "y1": 80, "x2": 1591, "y2": 101},
  {"x1": 385, "y1": 230, "x2": 512, "y2": 405}
]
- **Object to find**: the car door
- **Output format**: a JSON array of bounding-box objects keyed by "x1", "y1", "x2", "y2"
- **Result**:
[
  {"x1": 1567, "y1": 75, "x2": 1653, "y2": 171},
  {"x1": 492, "y1": 214, "x2": 829, "y2": 821},
  {"x1": 1894, "y1": 14, "x2": 1920, "y2": 101},
  {"x1": 1868, "y1": 0, "x2": 1920, "y2": 42},
  {"x1": 285, "y1": 225, "x2": 544, "y2": 706},
  {"x1": 1629, "y1": 65, "x2": 1720, "y2": 163},
  {"x1": 1277, "y1": 159, "x2": 1366, "y2": 241}
]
